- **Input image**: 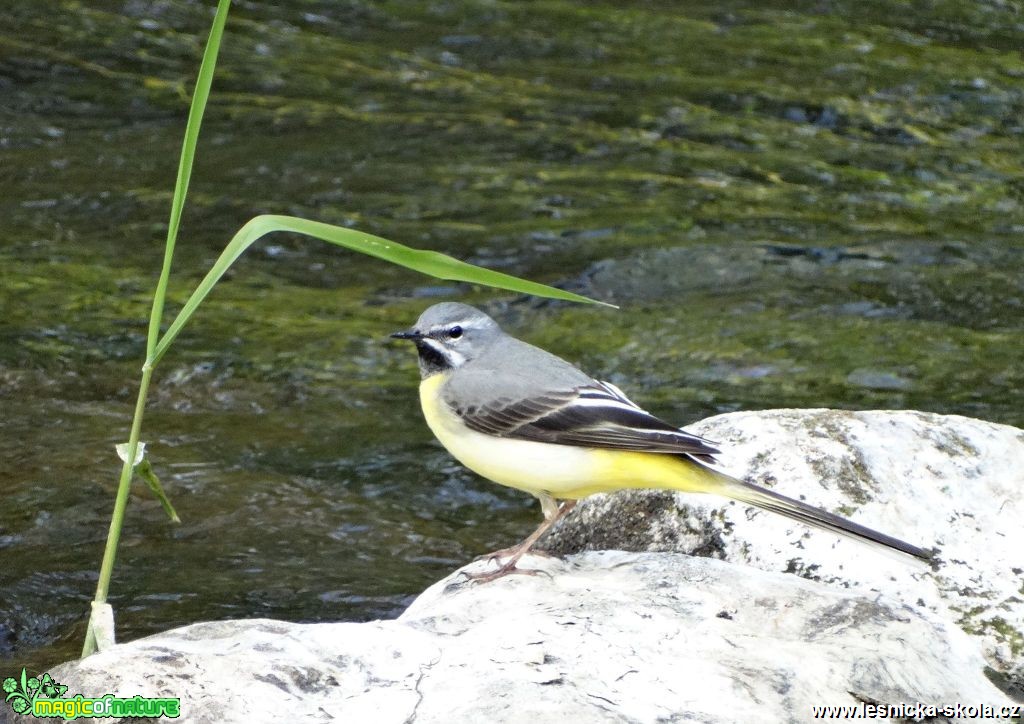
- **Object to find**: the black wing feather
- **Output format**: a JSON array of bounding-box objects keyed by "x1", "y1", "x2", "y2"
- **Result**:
[{"x1": 453, "y1": 382, "x2": 720, "y2": 460}]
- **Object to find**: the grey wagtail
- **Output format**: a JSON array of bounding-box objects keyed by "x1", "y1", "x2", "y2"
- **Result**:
[{"x1": 392, "y1": 302, "x2": 929, "y2": 582}]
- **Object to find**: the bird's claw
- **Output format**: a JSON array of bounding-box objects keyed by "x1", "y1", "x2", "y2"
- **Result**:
[
  {"x1": 461, "y1": 562, "x2": 553, "y2": 584},
  {"x1": 473, "y1": 548, "x2": 559, "y2": 564}
]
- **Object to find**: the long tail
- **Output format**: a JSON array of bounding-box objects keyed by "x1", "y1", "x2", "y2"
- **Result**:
[{"x1": 709, "y1": 469, "x2": 931, "y2": 562}]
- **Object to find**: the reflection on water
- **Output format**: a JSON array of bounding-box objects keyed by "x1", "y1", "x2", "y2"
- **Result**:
[{"x1": 2, "y1": 0, "x2": 1022, "y2": 671}]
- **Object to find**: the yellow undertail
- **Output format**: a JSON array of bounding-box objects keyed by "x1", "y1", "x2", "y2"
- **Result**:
[{"x1": 586, "y1": 450, "x2": 929, "y2": 561}]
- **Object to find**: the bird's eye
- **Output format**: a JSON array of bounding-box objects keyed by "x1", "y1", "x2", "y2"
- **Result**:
[{"x1": 448, "y1": 325, "x2": 463, "y2": 339}]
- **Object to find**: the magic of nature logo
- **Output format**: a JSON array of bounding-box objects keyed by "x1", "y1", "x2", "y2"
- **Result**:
[{"x1": 3, "y1": 668, "x2": 180, "y2": 719}]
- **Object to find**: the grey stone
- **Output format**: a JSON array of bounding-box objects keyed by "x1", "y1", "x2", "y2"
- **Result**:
[{"x1": 48, "y1": 551, "x2": 1011, "y2": 723}]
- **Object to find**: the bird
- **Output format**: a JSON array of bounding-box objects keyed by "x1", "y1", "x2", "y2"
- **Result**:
[{"x1": 391, "y1": 302, "x2": 929, "y2": 582}]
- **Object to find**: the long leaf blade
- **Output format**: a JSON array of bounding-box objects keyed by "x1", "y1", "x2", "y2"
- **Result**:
[
  {"x1": 146, "y1": 0, "x2": 232, "y2": 357},
  {"x1": 151, "y1": 214, "x2": 611, "y2": 364}
]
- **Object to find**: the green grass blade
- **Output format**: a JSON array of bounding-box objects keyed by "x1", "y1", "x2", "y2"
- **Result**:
[
  {"x1": 136, "y1": 459, "x2": 181, "y2": 524},
  {"x1": 145, "y1": 0, "x2": 231, "y2": 358},
  {"x1": 151, "y1": 214, "x2": 612, "y2": 364},
  {"x1": 113, "y1": 442, "x2": 179, "y2": 522}
]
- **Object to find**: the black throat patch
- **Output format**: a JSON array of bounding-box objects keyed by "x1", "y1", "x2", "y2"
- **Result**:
[{"x1": 415, "y1": 339, "x2": 452, "y2": 377}]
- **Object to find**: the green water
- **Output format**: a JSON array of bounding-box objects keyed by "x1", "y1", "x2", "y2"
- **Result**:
[{"x1": 1, "y1": 0, "x2": 1022, "y2": 672}]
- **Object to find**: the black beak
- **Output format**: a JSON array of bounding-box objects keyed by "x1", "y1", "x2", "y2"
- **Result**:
[{"x1": 390, "y1": 329, "x2": 423, "y2": 340}]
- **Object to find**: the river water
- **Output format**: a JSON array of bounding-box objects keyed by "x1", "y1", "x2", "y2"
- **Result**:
[{"x1": 2, "y1": 0, "x2": 1022, "y2": 672}]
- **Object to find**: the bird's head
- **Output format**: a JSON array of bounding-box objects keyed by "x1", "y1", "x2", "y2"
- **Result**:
[{"x1": 391, "y1": 302, "x2": 502, "y2": 377}]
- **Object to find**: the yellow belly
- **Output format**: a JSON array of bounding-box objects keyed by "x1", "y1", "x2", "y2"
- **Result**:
[{"x1": 418, "y1": 374, "x2": 719, "y2": 500}]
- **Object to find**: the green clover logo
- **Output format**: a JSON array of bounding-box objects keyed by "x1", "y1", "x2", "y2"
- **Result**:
[
  {"x1": 38, "y1": 673, "x2": 67, "y2": 699},
  {"x1": 4, "y1": 668, "x2": 70, "y2": 715}
]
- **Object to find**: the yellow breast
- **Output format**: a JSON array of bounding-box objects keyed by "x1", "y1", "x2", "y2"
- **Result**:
[
  {"x1": 418, "y1": 374, "x2": 596, "y2": 497},
  {"x1": 417, "y1": 374, "x2": 708, "y2": 500}
]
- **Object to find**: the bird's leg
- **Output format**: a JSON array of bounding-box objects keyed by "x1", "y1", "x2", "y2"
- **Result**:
[
  {"x1": 465, "y1": 496, "x2": 577, "y2": 583},
  {"x1": 473, "y1": 495, "x2": 567, "y2": 561},
  {"x1": 473, "y1": 495, "x2": 561, "y2": 562}
]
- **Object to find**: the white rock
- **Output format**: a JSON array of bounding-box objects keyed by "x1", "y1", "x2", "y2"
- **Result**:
[
  {"x1": 48, "y1": 551, "x2": 1012, "y2": 723},
  {"x1": 544, "y1": 409, "x2": 1024, "y2": 693}
]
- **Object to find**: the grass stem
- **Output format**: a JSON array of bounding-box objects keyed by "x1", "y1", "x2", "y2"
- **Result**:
[{"x1": 81, "y1": 365, "x2": 154, "y2": 657}]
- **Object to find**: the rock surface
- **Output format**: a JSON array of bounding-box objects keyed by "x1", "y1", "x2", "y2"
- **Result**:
[
  {"x1": 44, "y1": 551, "x2": 1012, "y2": 724},
  {"x1": 543, "y1": 409, "x2": 1024, "y2": 696}
]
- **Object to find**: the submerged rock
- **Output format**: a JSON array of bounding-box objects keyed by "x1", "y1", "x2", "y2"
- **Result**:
[
  {"x1": 564, "y1": 241, "x2": 1024, "y2": 331},
  {"x1": 48, "y1": 551, "x2": 1010, "y2": 723}
]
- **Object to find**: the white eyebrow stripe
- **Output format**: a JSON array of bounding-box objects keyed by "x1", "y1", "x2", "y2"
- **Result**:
[{"x1": 426, "y1": 319, "x2": 489, "y2": 334}]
